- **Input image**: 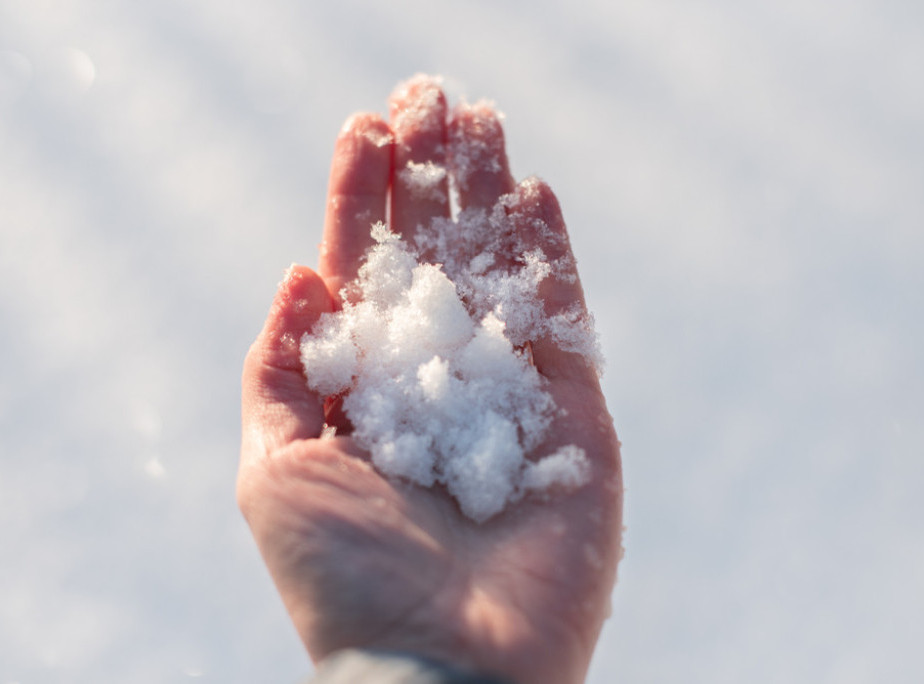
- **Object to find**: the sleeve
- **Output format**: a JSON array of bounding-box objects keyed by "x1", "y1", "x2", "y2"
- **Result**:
[{"x1": 308, "y1": 649, "x2": 515, "y2": 684}]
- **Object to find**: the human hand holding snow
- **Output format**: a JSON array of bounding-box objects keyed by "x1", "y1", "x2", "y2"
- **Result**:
[{"x1": 239, "y1": 76, "x2": 623, "y2": 684}]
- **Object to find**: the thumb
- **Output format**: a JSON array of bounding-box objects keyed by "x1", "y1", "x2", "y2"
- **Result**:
[{"x1": 241, "y1": 265, "x2": 334, "y2": 461}]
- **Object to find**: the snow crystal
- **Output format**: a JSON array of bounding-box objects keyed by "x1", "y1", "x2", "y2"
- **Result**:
[{"x1": 521, "y1": 445, "x2": 592, "y2": 493}]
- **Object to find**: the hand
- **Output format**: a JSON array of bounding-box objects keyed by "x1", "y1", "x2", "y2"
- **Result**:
[{"x1": 238, "y1": 76, "x2": 623, "y2": 684}]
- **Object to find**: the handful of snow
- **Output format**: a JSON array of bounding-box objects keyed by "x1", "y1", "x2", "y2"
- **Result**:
[{"x1": 301, "y1": 188, "x2": 600, "y2": 522}]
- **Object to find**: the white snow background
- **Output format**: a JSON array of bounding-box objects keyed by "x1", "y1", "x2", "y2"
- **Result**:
[{"x1": 1, "y1": 1, "x2": 922, "y2": 682}]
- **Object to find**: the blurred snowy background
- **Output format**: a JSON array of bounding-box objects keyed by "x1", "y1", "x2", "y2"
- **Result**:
[{"x1": 2, "y1": 0, "x2": 922, "y2": 682}]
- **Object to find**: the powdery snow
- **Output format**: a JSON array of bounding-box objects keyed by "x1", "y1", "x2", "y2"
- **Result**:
[{"x1": 302, "y1": 215, "x2": 599, "y2": 522}]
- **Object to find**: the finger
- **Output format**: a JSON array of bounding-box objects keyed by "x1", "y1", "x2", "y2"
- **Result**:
[
  {"x1": 241, "y1": 265, "x2": 334, "y2": 460},
  {"x1": 448, "y1": 100, "x2": 515, "y2": 211},
  {"x1": 319, "y1": 113, "x2": 393, "y2": 301},
  {"x1": 505, "y1": 178, "x2": 599, "y2": 386},
  {"x1": 389, "y1": 74, "x2": 450, "y2": 238}
]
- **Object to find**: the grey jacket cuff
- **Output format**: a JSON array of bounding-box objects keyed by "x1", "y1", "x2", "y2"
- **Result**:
[{"x1": 310, "y1": 649, "x2": 514, "y2": 684}]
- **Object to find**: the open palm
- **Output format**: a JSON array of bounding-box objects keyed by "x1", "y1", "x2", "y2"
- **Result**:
[{"x1": 238, "y1": 77, "x2": 623, "y2": 684}]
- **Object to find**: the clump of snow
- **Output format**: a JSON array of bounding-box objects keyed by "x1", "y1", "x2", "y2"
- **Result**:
[
  {"x1": 399, "y1": 160, "x2": 448, "y2": 203},
  {"x1": 302, "y1": 215, "x2": 599, "y2": 522}
]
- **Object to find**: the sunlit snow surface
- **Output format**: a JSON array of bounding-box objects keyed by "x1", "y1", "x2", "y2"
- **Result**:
[{"x1": 2, "y1": 1, "x2": 924, "y2": 683}]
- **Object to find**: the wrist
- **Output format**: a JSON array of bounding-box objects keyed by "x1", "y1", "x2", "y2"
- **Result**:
[{"x1": 312, "y1": 649, "x2": 516, "y2": 683}]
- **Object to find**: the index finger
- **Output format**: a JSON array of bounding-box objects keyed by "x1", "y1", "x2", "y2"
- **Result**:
[
  {"x1": 318, "y1": 113, "x2": 393, "y2": 302},
  {"x1": 241, "y1": 265, "x2": 334, "y2": 461}
]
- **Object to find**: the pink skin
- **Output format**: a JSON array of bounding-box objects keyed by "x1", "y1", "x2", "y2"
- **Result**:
[{"x1": 239, "y1": 77, "x2": 623, "y2": 684}]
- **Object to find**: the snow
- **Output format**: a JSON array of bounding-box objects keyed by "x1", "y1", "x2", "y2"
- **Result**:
[
  {"x1": 301, "y1": 217, "x2": 597, "y2": 522},
  {"x1": 399, "y1": 160, "x2": 448, "y2": 202}
]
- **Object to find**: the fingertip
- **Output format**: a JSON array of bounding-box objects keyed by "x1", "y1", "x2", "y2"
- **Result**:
[
  {"x1": 255, "y1": 265, "x2": 334, "y2": 373},
  {"x1": 388, "y1": 73, "x2": 447, "y2": 140},
  {"x1": 340, "y1": 112, "x2": 394, "y2": 147},
  {"x1": 449, "y1": 99, "x2": 514, "y2": 207},
  {"x1": 329, "y1": 112, "x2": 393, "y2": 196},
  {"x1": 280, "y1": 263, "x2": 333, "y2": 308},
  {"x1": 506, "y1": 177, "x2": 566, "y2": 238},
  {"x1": 342, "y1": 110, "x2": 389, "y2": 129}
]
